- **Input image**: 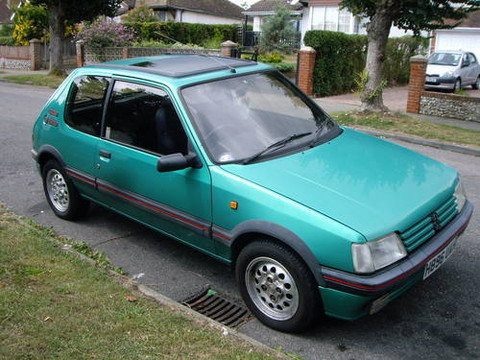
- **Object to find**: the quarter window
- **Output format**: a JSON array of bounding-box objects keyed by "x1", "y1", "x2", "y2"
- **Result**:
[
  {"x1": 105, "y1": 81, "x2": 188, "y2": 155},
  {"x1": 66, "y1": 75, "x2": 110, "y2": 136}
]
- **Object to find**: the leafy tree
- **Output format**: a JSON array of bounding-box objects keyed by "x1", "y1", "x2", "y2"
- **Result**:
[
  {"x1": 121, "y1": 5, "x2": 158, "y2": 23},
  {"x1": 12, "y1": 3, "x2": 48, "y2": 45},
  {"x1": 340, "y1": 0, "x2": 479, "y2": 111},
  {"x1": 30, "y1": 0, "x2": 121, "y2": 75},
  {"x1": 260, "y1": 5, "x2": 299, "y2": 51}
]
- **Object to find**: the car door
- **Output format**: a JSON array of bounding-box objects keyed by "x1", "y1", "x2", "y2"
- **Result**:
[
  {"x1": 57, "y1": 75, "x2": 111, "y2": 198},
  {"x1": 93, "y1": 79, "x2": 214, "y2": 252},
  {"x1": 468, "y1": 53, "x2": 480, "y2": 84}
]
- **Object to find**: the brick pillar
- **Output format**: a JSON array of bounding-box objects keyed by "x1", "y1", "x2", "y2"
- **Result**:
[
  {"x1": 406, "y1": 55, "x2": 427, "y2": 114},
  {"x1": 29, "y1": 39, "x2": 42, "y2": 71},
  {"x1": 220, "y1": 40, "x2": 237, "y2": 57},
  {"x1": 297, "y1": 46, "x2": 316, "y2": 96},
  {"x1": 122, "y1": 47, "x2": 130, "y2": 59},
  {"x1": 76, "y1": 40, "x2": 85, "y2": 68}
]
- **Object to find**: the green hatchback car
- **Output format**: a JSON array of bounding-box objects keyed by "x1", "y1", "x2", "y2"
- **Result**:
[{"x1": 32, "y1": 55, "x2": 473, "y2": 332}]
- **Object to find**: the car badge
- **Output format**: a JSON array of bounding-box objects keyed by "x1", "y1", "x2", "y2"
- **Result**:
[{"x1": 430, "y1": 212, "x2": 442, "y2": 232}]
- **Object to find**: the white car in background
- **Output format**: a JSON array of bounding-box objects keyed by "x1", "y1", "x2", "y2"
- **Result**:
[{"x1": 425, "y1": 50, "x2": 480, "y2": 92}]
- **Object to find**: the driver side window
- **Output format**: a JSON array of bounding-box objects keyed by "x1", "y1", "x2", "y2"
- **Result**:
[{"x1": 105, "y1": 81, "x2": 188, "y2": 156}]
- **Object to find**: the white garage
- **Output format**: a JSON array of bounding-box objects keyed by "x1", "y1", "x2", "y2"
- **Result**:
[{"x1": 434, "y1": 29, "x2": 480, "y2": 61}]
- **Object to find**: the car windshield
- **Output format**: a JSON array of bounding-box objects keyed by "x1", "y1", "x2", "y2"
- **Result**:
[
  {"x1": 428, "y1": 52, "x2": 461, "y2": 66},
  {"x1": 181, "y1": 72, "x2": 336, "y2": 164}
]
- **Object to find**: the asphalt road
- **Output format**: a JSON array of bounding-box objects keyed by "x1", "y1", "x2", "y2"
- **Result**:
[{"x1": 0, "y1": 82, "x2": 479, "y2": 360}]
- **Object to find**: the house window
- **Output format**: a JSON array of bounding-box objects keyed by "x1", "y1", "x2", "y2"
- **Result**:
[
  {"x1": 155, "y1": 10, "x2": 166, "y2": 21},
  {"x1": 311, "y1": 6, "x2": 352, "y2": 33}
]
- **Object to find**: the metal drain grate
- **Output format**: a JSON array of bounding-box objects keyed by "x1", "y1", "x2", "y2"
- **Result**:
[{"x1": 182, "y1": 288, "x2": 252, "y2": 328}]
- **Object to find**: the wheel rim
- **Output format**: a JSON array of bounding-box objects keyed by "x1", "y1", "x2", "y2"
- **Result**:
[
  {"x1": 455, "y1": 79, "x2": 461, "y2": 90},
  {"x1": 476, "y1": 78, "x2": 480, "y2": 89},
  {"x1": 46, "y1": 169, "x2": 69, "y2": 212},
  {"x1": 245, "y1": 256, "x2": 299, "y2": 321}
]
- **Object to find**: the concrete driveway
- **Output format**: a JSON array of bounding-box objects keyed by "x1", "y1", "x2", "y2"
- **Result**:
[{"x1": 1, "y1": 81, "x2": 479, "y2": 360}]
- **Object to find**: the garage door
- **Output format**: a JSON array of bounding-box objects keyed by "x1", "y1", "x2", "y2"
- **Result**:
[{"x1": 436, "y1": 31, "x2": 480, "y2": 61}]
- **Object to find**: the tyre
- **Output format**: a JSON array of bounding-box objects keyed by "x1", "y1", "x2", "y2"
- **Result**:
[
  {"x1": 453, "y1": 78, "x2": 461, "y2": 92},
  {"x1": 473, "y1": 76, "x2": 480, "y2": 90},
  {"x1": 235, "y1": 239, "x2": 321, "y2": 333},
  {"x1": 42, "y1": 160, "x2": 89, "y2": 220}
]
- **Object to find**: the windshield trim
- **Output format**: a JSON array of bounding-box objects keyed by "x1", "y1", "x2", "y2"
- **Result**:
[{"x1": 178, "y1": 70, "x2": 342, "y2": 165}]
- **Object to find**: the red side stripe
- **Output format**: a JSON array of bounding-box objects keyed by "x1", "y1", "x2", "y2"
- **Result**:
[{"x1": 97, "y1": 183, "x2": 208, "y2": 232}]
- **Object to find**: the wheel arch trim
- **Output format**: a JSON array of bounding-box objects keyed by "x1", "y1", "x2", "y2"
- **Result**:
[{"x1": 214, "y1": 220, "x2": 325, "y2": 286}]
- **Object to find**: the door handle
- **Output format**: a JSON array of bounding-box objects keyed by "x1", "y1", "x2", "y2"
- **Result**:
[{"x1": 99, "y1": 150, "x2": 111, "y2": 159}]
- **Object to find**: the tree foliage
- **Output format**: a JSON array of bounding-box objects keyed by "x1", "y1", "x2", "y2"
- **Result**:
[
  {"x1": 339, "y1": 0, "x2": 479, "y2": 111},
  {"x1": 121, "y1": 5, "x2": 158, "y2": 23},
  {"x1": 31, "y1": 0, "x2": 121, "y2": 24},
  {"x1": 29, "y1": 0, "x2": 121, "y2": 74},
  {"x1": 342, "y1": 0, "x2": 479, "y2": 34},
  {"x1": 12, "y1": 3, "x2": 48, "y2": 45},
  {"x1": 260, "y1": 5, "x2": 299, "y2": 51}
]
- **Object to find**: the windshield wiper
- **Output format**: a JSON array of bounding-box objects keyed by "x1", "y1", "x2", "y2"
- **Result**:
[
  {"x1": 308, "y1": 119, "x2": 332, "y2": 147},
  {"x1": 242, "y1": 132, "x2": 312, "y2": 164}
]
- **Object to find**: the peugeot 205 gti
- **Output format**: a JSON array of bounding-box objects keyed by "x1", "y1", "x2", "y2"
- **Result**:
[{"x1": 32, "y1": 55, "x2": 473, "y2": 332}]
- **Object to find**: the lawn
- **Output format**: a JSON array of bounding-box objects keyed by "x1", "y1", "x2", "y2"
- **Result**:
[
  {"x1": 2, "y1": 74, "x2": 65, "y2": 88},
  {"x1": 333, "y1": 111, "x2": 480, "y2": 148},
  {"x1": 0, "y1": 206, "x2": 275, "y2": 360}
]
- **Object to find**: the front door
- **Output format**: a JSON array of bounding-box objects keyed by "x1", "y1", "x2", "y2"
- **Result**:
[
  {"x1": 58, "y1": 75, "x2": 111, "y2": 197},
  {"x1": 93, "y1": 80, "x2": 214, "y2": 253}
]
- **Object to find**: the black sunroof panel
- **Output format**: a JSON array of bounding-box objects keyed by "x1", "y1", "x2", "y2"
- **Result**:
[{"x1": 130, "y1": 55, "x2": 255, "y2": 77}]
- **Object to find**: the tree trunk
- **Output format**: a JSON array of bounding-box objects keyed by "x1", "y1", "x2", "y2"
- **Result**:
[
  {"x1": 49, "y1": 1, "x2": 66, "y2": 76},
  {"x1": 360, "y1": 5, "x2": 394, "y2": 112}
]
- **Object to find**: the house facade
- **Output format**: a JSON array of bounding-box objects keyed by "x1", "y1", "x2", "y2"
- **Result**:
[
  {"x1": 430, "y1": 11, "x2": 480, "y2": 61},
  {"x1": 245, "y1": 0, "x2": 421, "y2": 42},
  {"x1": 140, "y1": 0, "x2": 244, "y2": 24}
]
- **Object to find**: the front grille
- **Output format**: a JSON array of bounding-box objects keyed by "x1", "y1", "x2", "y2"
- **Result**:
[{"x1": 399, "y1": 196, "x2": 458, "y2": 252}]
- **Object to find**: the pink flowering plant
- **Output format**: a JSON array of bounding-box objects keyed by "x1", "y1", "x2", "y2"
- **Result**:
[{"x1": 76, "y1": 20, "x2": 135, "y2": 49}]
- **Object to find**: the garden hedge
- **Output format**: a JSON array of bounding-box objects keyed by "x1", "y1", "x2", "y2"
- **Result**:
[
  {"x1": 124, "y1": 22, "x2": 239, "y2": 47},
  {"x1": 303, "y1": 31, "x2": 428, "y2": 97}
]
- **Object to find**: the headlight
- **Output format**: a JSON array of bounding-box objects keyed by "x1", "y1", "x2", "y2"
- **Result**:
[
  {"x1": 454, "y1": 180, "x2": 467, "y2": 212},
  {"x1": 443, "y1": 71, "x2": 455, "y2": 77},
  {"x1": 352, "y1": 233, "x2": 407, "y2": 274}
]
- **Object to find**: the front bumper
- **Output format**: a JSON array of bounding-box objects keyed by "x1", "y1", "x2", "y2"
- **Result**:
[
  {"x1": 318, "y1": 200, "x2": 473, "y2": 320},
  {"x1": 425, "y1": 76, "x2": 456, "y2": 90}
]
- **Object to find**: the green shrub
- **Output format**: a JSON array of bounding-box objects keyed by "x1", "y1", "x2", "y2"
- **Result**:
[
  {"x1": 258, "y1": 52, "x2": 283, "y2": 63},
  {"x1": 0, "y1": 24, "x2": 13, "y2": 37},
  {"x1": 272, "y1": 62, "x2": 295, "y2": 73},
  {"x1": 12, "y1": 3, "x2": 48, "y2": 45},
  {"x1": 0, "y1": 36, "x2": 16, "y2": 46},
  {"x1": 124, "y1": 22, "x2": 238, "y2": 47},
  {"x1": 304, "y1": 31, "x2": 367, "y2": 97},
  {"x1": 383, "y1": 36, "x2": 428, "y2": 85},
  {"x1": 132, "y1": 40, "x2": 204, "y2": 49},
  {"x1": 304, "y1": 31, "x2": 428, "y2": 96}
]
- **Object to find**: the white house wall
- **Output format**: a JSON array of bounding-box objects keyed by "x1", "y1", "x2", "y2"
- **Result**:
[
  {"x1": 176, "y1": 10, "x2": 242, "y2": 25},
  {"x1": 435, "y1": 30, "x2": 480, "y2": 61}
]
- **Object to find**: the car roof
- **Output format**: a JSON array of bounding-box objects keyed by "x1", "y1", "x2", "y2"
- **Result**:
[
  {"x1": 432, "y1": 50, "x2": 467, "y2": 55},
  {"x1": 88, "y1": 55, "x2": 258, "y2": 78}
]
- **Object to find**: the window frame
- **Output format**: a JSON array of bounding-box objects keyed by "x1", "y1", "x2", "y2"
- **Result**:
[
  {"x1": 64, "y1": 75, "x2": 112, "y2": 137},
  {"x1": 100, "y1": 78, "x2": 192, "y2": 158}
]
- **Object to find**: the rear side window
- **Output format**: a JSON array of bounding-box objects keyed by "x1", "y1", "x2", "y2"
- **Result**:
[
  {"x1": 104, "y1": 81, "x2": 188, "y2": 155},
  {"x1": 66, "y1": 76, "x2": 110, "y2": 136}
]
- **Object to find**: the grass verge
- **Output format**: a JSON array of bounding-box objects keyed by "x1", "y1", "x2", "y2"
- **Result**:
[
  {"x1": 333, "y1": 111, "x2": 480, "y2": 148},
  {"x1": 2, "y1": 74, "x2": 65, "y2": 88},
  {"x1": 0, "y1": 206, "x2": 275, "y2": 360}
]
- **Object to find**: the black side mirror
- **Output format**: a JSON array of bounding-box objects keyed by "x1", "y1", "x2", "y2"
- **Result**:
[
  {"x1": 157, "y1": 152, "x2": 202, "y2": 172},
  {"x1": 462, "y1": 61, "x2": 470, "y2": 68}
]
